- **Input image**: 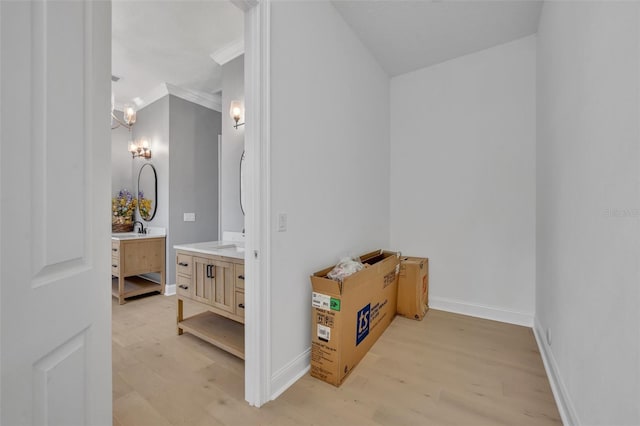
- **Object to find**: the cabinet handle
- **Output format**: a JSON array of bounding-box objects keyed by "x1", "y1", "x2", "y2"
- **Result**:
[
  {"x1": 112, "y1": 248, "x2": 118, "y2": 252},
  {"x1": 238, "y1": 275, "x2": 245, "y2": 280},
  {"x1": 178, "y1": 285, "x2": 189, "y2": 290},
  {"x1": 178, "y1": 262, "x2": 189, "y2": 267},
  {"x1": 112, "y1": 264, "x2": 117, "y2": 268},
  {"x1": 238, "y1": 303, "x2": 245, "y2": 309},
  {"x1": 206, "y1": 264, "x2": 215, "y2": 279}
]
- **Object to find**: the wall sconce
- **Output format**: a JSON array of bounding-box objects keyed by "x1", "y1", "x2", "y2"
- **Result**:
[
  {"x1": 230, "y1": 100, "x2": 245, "y2": 129},
  {"x1": 129, "y1": 138, "x2": 152, "y2": 159},
  {"x1": 111, "y1": 93, "x2": 137, "y2": 130}
]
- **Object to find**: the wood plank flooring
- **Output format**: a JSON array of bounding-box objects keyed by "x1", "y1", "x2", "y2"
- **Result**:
[{"x1": 113, "y1": 295, "x2": 561, "y2": 426}]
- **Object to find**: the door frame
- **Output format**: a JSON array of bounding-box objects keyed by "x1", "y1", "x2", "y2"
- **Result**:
[{"x1": 240, "y1": 0, "x2": 272, "y2": 407}]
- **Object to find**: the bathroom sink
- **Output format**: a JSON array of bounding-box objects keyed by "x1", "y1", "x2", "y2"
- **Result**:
[{"x1": 216, "y1": 244, "x2": 245, "y2": 252}]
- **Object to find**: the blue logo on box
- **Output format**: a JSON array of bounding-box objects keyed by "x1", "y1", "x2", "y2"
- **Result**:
[{"x1": 356, "y1": 304, "x2": 370, "y2": 346}]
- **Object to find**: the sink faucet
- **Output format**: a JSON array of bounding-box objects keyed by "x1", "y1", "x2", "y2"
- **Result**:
[{"x1": 133, "y1": 221, "x2": 145, "y2": 234}]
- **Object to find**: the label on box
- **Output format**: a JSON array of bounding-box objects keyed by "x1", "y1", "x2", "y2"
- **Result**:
[
  {"x1": 317, "y1": 324, "x2": 331, "y2": 342},
  {"x1": 312, "y1": 292, "x2": 331, "y2": 310},
  {"x1": 356, "y1": 303, "x2": 371, "y2": 345},
  {"x1": 330, "y1": 298, "x2": 341, "y2": 311}
]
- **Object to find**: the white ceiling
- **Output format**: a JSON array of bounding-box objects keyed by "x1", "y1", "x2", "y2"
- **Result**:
[
  {"x1": 113, "y1": 1, "x2": 542, "y2": 109},
  {"x1": 332, "y1": 0, "x2": 543, "y2": 77},
  {"x1": 112, "y1": 0, "x2": 243, "y2": 109}
]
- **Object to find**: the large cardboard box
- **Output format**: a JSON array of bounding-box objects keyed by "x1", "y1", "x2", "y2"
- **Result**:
[
  {"x1": 396, "y1": 257, "x2": 429, "y2": 320},
  {"x1": 310, "y1": 250, "x2": 400, "y2": 386}
]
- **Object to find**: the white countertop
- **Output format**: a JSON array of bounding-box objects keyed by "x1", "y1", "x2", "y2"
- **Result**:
[
  {"x1": 173, "y1": 240, "x2": 245, "y2": 260},
  {"x1": 111, "y1": 231, "x2": 166, "y2": 241}
]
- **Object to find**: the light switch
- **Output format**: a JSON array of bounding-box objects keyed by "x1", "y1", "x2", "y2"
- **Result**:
[
  {"x1": 184, "y1": 213, "x2": 196, "y2": 222},
  {"x1": 277, "y1": 213, "x2": 287, "y2": 232}
]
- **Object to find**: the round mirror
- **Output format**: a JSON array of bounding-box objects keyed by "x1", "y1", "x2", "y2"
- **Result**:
[
  {"x1": 137, "y1": 163, "x2": 157, "y2": 221},
  {"x1": 240, "y1": 151, "x2": 246, "y2": 215}
]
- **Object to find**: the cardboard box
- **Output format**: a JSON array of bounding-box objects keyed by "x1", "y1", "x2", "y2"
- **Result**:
[
  {"x1": 396, "y1": 257, "x2": 429, "y2": 320},
  {"x1": 310, "y1": 250, "x2": 400, "y2": 386}
]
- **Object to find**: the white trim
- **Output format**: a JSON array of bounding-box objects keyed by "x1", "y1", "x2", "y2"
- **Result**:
[
  {"x1": 164, "y1": 283, "x2": 176, "y2": 296},
  {"x1": 218, "y1": 134, "x2": 222, "y2": 241},
  {"x1": 243, "y1": 0, "x2": 272, "y2": 408},
  {"x1": 165, "y1": 83, "x2": 222, "y2": 112},
  {"x1": 210, "y1": 39, "x2": 244, "y2": 66},
  {"x1": 533, "y1": 317, "x2": 580, "y2": 426},
  {"x1": 126, "y1": 83, "x2": 169, "y2": 111},
  {"x1": 270, "y1": 349, "x2": 310, "y2": 400},
  {"x1": 429, "y1": 296, "x2": 533, "y2": 327},
  {"x1": 124, "y1": 83, "x2": 223, "y2": 113}
]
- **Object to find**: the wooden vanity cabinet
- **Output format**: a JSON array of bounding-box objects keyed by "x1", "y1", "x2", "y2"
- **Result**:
[
  {"x1": 176, "y1": 250, "x2": 245, "y2": 359},
  {"x1": 111, "y1": 236, "x2": 166, "y2": 304}
]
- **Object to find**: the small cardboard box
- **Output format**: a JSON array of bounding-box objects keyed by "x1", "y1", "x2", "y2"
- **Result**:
[
  {"x1": 397, "y1": 257, "x2": 429, "y2": 320},
  {"x1": 310, "y1": 250, "x2": 400, "y2": 386}
]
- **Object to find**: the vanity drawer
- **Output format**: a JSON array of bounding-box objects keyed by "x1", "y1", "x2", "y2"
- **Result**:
[
  {"x1": 235, "y1": 263, "x2": 245, "y2": 290},
  {"x1": 176, "y1": 253, "x2": 193, "y2": 276},
  {"x1": 111, "y1": 260, "x2": 120, "y2": 276},
  {"x1": 176, "y1": 274, "x2": 192, "y2": 297},
  {"x1": 111, "y1": 241, "x2": 120, "y2": 255},
  {"x1": 235, "y1": 291, "x2": 245, "y2": 318}
]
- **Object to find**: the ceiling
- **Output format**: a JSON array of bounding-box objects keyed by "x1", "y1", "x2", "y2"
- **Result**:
[
  {"x1": 111, "y1": 0, "x2": 243, "y2": 109},
  {"x1": 112, "y1": 1, "x2": 542, "y2": 109},
  {"x1": 332, "y1": 0, "x2": 543, "y2": 77}
]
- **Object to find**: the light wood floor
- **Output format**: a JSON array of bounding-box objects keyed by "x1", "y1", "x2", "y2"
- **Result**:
[{"x1": 113, "y1": 294, "x2": 561, "y2": 426}]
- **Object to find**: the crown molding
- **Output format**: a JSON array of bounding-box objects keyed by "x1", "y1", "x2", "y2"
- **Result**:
[
  {"x1": 210, "y1": 39, "x2": 244, "y2": 66},
  {"x1": 165, "y1": 83, "x2": 222, "y2": 112},
  {"x1": 129, "y1": 83, "x2": 222, "y2": 113},
  {"x1": 134, "y1": 83, "x2": 170, "y2": 110}
]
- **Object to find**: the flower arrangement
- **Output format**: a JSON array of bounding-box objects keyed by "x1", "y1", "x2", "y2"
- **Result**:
[
  {"x1": 112, "y1": 189, "x2": 137, "y2": 225},
  {"x1": 138, "y1": 190, "x2": 153, "y2": 220}
]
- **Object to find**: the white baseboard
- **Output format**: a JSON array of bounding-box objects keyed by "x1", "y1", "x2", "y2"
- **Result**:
[
  {"x1": 429, "y1": 296, "x2": 533, "y2": 327},
  {"x1": 164, "y1": 283, "x2": 176, "y2": 296},
  {"x1": 533, "y1": 318, "x2": 579, "y2": 426},
  {"x1": 270, "y1": 348, "x2": 310, "y2": 401}
]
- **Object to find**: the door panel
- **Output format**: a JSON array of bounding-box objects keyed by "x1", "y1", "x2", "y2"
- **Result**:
[
  {"x1": 1, "y1": 1, "x2": 112, "y2": 425},
  {"x1": 194, "y1": 257, "x2": 214, "y2": 304},
  {"x1": 212, "y1": 261, "x2": 235, "y2": 313}
]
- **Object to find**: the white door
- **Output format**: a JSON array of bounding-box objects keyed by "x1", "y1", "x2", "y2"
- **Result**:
[{"x1": 1, "y1": 1, "x2": 112, "y2": 425}]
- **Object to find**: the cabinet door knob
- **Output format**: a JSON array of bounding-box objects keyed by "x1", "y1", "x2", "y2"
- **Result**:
[
  {"x1": 237, "y1": 275, "x2": 245, "y2": 280},
  {"x1": 178, "y1": 262, "x2": 188, "y2": 267},
  {"x1": 238, "y1": 303, "x2": 245, "y2": 309}
]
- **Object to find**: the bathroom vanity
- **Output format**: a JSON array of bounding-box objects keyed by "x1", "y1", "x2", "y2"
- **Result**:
[
  {"x1": 111, "y1": 232, "x2": 166, "y2": 304},
  {"x1": 173, "y1": 241, "x2": 245, "y2": 359}
]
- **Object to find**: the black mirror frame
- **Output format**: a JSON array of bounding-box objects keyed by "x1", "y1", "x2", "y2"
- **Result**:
[{"x1": 137, "y1": 162, "x2": 158, "y2": 222}]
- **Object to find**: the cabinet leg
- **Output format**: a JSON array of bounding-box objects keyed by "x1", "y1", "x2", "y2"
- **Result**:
[
  {"x1": 177, "y1": 298, "x2": 183, "y2": 335},
  {"x1": 118, "y1": 275, "x2": 125, "y2": 305}
]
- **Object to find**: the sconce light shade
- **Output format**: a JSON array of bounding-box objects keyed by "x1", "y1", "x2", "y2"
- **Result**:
[
  {"x1": 111, "y1": 95, "x2": 137, "y2": 131},
  {"x1": 123, "y1": 104, "x2": 137, "y2": 126},
  {"x1": 229, "y1": 100, "x2": 245, "y2": 129}
]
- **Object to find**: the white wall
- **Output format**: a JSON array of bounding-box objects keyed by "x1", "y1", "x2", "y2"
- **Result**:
[
  {"x1": 269, "y1": 0, "x2": 390, "y2": 391},
  {"x1": 536, "y1": 2, "x2": 640, "y2": 424},
  {"x1": 390, "y1": 36, "x2": 536, "y2": 325},
  {"x1": 220, "y1": 55, "x2": 245, "y2": 234}
]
